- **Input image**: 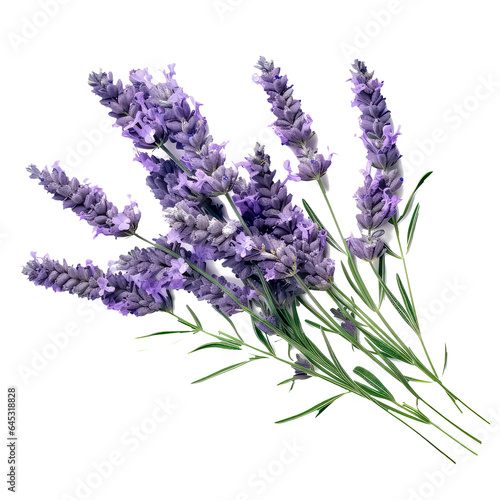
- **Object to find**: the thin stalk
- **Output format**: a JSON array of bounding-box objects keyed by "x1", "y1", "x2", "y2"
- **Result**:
[
  {"x1": 384, "y1": 410, "x2": 456, "y2": 463},
  {"x1": 317, "y1": 178, "x2": 349, "y2": 253},
  {"x1": 420, "y1": 399, "x2": 482, "y2": 444},
  {"x1": 296, "y1": 277, "x2": 477, "y2": 440},
  {"x1": 158, "y1": 143, "x2": 192, "y2": 175},
  {"x1": 393, "y1": 218, "x2": 439, "y2": 378},
  {"x1": 224, "y1": 193, "x2": 252, "y2": 236},
  {"x1": 316, "y1": 179, "x2": 422, "y2": 363},
  {"x1": 328, "y1": 287, "x2": 410, "y2": 359},
  {"x1": 137, "y1": 233, "x2": 482, "y2": 452},
  {"x1": 166, "y1": 311, "x2": 348, "y2": 388},
  {"x1": 368, "y1": 261, "x2": 439, "y2": 378},
  {"x1": 135, "y1": 234, "x2": 347, "y2": 385},
  {"x1": 316, "y1": 176, "x2": 442, "y2": 379}
]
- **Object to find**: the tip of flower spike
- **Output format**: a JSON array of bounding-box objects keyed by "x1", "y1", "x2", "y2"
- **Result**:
[
  {"x1": 255, "y1": 56, "x2": 274, "y2": 74},
  {"x1": 27, "y1": 164, "x2": 41, "y2": 179},
  {"x1": 351, "y1": 60, "x2": 374, "y2": 80}
]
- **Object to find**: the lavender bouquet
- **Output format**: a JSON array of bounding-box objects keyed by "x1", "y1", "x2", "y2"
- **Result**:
[{"x1": 23, "y1": 58, "x2": 488, "y2": 462}]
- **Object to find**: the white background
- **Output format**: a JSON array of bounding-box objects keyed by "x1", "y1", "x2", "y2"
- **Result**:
[{"x1": 1, "y1": 1, "x2": 500, "y2": 499}]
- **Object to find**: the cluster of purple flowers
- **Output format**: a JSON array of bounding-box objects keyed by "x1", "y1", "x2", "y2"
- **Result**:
[
  {"x1": 24, "y1": 62, "x2": 336, "y2": 321},
  {"x1": 346, "y1": 60, "x2": 403, "y2": 261},
  {"x1": 89, "y1": 66, "x2": 235, "y2": 212}
]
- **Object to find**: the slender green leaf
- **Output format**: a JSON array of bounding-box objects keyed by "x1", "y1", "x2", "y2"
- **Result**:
[
  {"x1": 363, "y1": 332, "x2": 409, "y2": 362},
  {"x1": 348, "y1": 256, "x2": 373, "y2": 305},
  {"x1": 405, "y1": 376, "x2": 432, "y2": 384},
  {"x1": 356, "y1": 382, "x2": 394, "y2": 401},
  {"x1": 175, "y1": 316, "x2": 197, "y2": 328},
  {"x1": 136, "y1": 330, "x2": 193, "y2": 339},
  {"x1": 341, "y1": 261, "x2": 373, "y2": 309},
  {"x1": 353, "y1": 366, "x2": 395, "y2": 402},
  {"x1": 303, "y1": 199, "x2": 345, "y2": 253},
  {"x1": 277, "y1": 377, "x2": 294, "y2": 386},
  {"x1": 186, "y1": 304, "x2": 202, "y2": 329},
  {"x1": 304, "y1": 319, "x2": 323, "y2": 330},
  {"x1": 320, "y1": 327, "x2": 337, "y2": 365},
  {"x1": 397, "y1": 171, "x2": 433, "y2": 222},
  {"x1": 277, "y1": 377, "x2": 296, "y2": 392},
  {"x1": 341, "y1": 262, "x2": 362, "y2": 298},
  {"x1": 292, "y1": 300, "x2": 302, "y2": 325},
  {"x1": 275, "y1": 393, "x2": 347, "y2": 424},
  {"x1": 370, "y1": 347, "x2": 420, "y2": 400},
  {"x1": 378, "y1": 254, "x2": 386, "y2": 307},
  {"x1": 443, "y1": 344, "x2": 448, "y2": 376},
  {"x1": 373, "y1": 272, "x2": 417, "y2": 332},
  {"x1": 189, "y1": 342, "x2": 242, "y2": 354},
  {"x1": 192, "y1": 357, "x2": 264, "y2": 384},
  {"x1": 316, "y1": 402, "x2": 334, "y2": 418},
  {"x1": 406, "y1": 203, "x2": 420, "y2": 252},
  {"x1": 384, "y1": 243, "x2": 402, "y2": 259},
  {"x1": 378, "y1": 402, "x2": 429, "y2": 423},
  {"x1": 403, "y1": 404, "x2": 431, "y2": 424},
  {"x1": 252, "y1": 321, "x2": 275, "y2": 355},
  {"x1": 396, "y1": 274, "x2": 418, "y2": 324},
  {"x1": 216, "y1": 310, "x2": 242, "y2": 338}
]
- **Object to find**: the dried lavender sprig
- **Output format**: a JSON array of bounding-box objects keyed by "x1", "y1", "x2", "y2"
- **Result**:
[
  {"x1": 22, "y1": 253, "x2": 170, "y2": 316},
  {"x1": 28, "y1": 163, "x2": 140, "y2": 238},
  {"x1": 254, "y1": 57, "x2": 332, "y2": 181}
]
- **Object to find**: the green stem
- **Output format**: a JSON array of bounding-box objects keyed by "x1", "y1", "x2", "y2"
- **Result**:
[
  {"x1": 393, "y1": 219, "x2": 439, "y2": 379},
  {"x1": 158, "y1": 143, "x2": 192, "y2": 175},
  {"x1": 317, "y1": 173, "x2": 442, "y2": 381},
  {"x1": 167, "y1": 311, "x2": 347, "y2": 388},
  {"x1": 420, "y1": 399, "x2": 481, "y2": 444},
  {"x1": 136, "y1": 233, "x2": 483, "y2": 454},
  {"x1": 317, "y1": 178, "x2": 349, "y2": 253}
]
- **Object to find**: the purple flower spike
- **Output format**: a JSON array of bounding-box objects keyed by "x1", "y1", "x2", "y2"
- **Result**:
[
  {"x1": 254, "y1": 57, "x2": 333, "y2": 181},
  {"x1": 348, "y1": 61, "x2": 404, "y2": 262},
  {"x1": 349, "y1": 60, "x2": 401, "y2": 171},
  {"x1": 28, "y1": 163, "x2": 140, "y2": 238},
  {"x1": 22, "y1": 254, "x2": 170, "y2": 316}
]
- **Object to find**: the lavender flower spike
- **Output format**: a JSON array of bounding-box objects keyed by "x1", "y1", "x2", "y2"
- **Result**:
[
  {"x1": 254, "y1": 57, "x2": 333, "y2": 181},
  {"x1": 28, "y1": 163, "x2": 140, "y2": 238},
  {"x1": 22, "y1": 254, "x2": 171, "y2": 316},
  {"x1": 349, "y1": 60, "x2": 401, "y2": 171}
]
